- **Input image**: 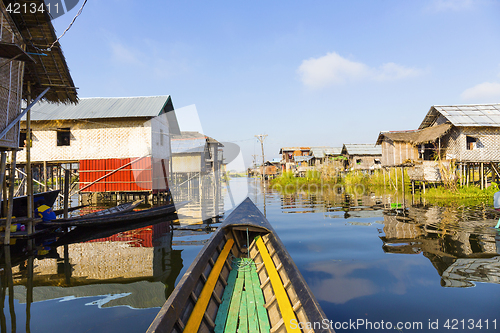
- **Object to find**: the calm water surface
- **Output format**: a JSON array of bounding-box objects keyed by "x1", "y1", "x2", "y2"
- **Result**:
[{"x1": 1, "y1": 178, "x2": 499, "y2": 332}]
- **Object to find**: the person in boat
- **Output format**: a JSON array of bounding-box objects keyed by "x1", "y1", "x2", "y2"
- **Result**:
[{"x1": 34, "y1": 199, "x2": 56, "y2": 222}]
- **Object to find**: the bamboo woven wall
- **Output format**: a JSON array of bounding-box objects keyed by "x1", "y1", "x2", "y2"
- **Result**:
[
  {"x1": 0, "y1": 5, "x2": 25, "y2": 149},
  {"x1": 17, "y1": 118, "x2": 155, "y2": 162},
  {"x1": 381, "y1": 140, "x2": 419, "y2": 166},
  {"x1": 349, "y1": 155, "x2": 382, "y2": 170},
  {"x1": 443, "y1": 126, "x2": 500, "y2": 162}
]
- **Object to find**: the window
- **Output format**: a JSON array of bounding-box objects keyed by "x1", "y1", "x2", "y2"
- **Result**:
[
  {"x1": 466, "y1": 136, "x2": 476, "y2": 150},
  {"x1": 57, "y1": 128, "x2": 71, "y2": 146},
  {"x1": 374, "y1": 159, "x2": 381, "y2": 165},
  {"x1": 356, "y1": 158, "x2": 362, "y2": 164},
  {"x1": 19, "y1": 129, "x2": 32, "y2": 147},
  {"x1": 19, "y1": 130, "x2": 26, "y2": 147}
]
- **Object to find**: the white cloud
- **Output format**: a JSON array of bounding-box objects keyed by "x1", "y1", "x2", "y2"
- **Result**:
[
  {"x1": 374, "y1": 62, "x2": 422, "y2": 81},
  {"x1": 297, "y1": 52, "x2": 422, "y2": 88},
  {"x1": 297, "y1": 52, "x2": 368, "y2": 88},
  {"x1": 461, "y1": 82, "x2": 500, "y2": 101},
  {"x1": 109, "y1": 42, "x2": 144, "y2": 66}
]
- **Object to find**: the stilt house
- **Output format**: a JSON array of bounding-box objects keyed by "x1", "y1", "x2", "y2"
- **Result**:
[
  {"x1": 171, "y1": 131, "x2": 223, "y2": 176},
  {"x1": 17, "y1": 96, "x2": 180, "y2": 194},
  {"x1": 377, "y1": 104, "x2": 500, "y2": 184},
  {"x1": 1, "y1": 0, "x2": 77, "y2": 218}
]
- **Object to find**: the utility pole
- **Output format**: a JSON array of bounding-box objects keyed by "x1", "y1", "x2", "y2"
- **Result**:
[{"x1": 255, "y1": 135, "x2": 267, "y2": 186}]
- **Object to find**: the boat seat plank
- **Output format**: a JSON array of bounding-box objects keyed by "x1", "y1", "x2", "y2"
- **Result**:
[
  {"x1": 183, "y1": 238, "x2": 234, "y2": 333},
  {"x1": 225, "y1": 263, "x2": 245, "y2": 333},
  {"x1": 255, "y1": 236, "x2": 300, "y2": 333},
  {"x1": 250, "y1": 261, "x2": 271, "y2": 333},
  {"x1": 214, "y1": 259, "x2": 239, "y2": 333},
  {"x1": 239, "y1": 289, "x2": 248, "y2": 333},
  {"x1": 243, "y1": 261, "x2": 258, "y2": 333}
]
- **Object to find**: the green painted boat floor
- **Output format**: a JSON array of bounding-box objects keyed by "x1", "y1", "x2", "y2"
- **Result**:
[{"x1": 214, "y1": 257, "x2": 271, "y2": 333}]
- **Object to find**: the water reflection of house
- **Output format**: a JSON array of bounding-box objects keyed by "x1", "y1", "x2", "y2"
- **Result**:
[
  {"x1": 380, "y1": 205, "x2": 500, "y2": 287},
  {"x1": 11, "y1": 222, "x2": 183, "y2": 308},
  {"x1": 342, "y1": 144, "x2": 382, "y2": 171}
]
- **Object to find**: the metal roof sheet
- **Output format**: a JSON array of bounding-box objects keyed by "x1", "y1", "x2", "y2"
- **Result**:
[
  {"x1": 343, "y1": 144, "x2": 382, "y2": 155},
  {"x1": 27, "y1": 96, "x2": 172, "y2": 121},
  {"x1": 310, "y1": 147, "x2": 325, "y2": 158},
  {"x1": 324, "y1": 147, "x2": 342, "y2": 155},
  {"x1": 294, "y1": 155, "x2": 313, "y2": 162},
  {"x1": 171, "y1": 137, "x2": 206, "y2": 154},
  {"x1": 420, "y1": 104, "x2": 500, "y2": 129},
  {"x1": 310, "y1": 146, "x2": 343, "y2": 158}
]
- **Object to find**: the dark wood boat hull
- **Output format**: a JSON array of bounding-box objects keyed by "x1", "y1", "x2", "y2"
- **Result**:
[
  {"x1": 147, "y1": 197, "x2": 332, "y2": 333},
  {"x1": 39, "y1": 201, "x2": 187, "y2": 227},
  {"x1": 1, "y1": 190, "x2": 60, "y2": 218}
]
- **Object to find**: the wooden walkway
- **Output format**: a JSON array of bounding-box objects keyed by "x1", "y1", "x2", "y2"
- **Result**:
[{"x1": 214, "y1": 257, "x2": 270, "y2": 333}]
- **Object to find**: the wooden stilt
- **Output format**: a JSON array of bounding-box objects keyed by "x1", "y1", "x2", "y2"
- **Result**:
[
  {"x1": 63, "y1": 169, "x2": 70, "y2": 219},
  {"x1": 4, "y1": 149, "x2": 17, "y2": 245},
  {"x1": 0, "y1": 152, "x2": 6, "y2": 217},
  {"x1": 43, "y1": 161, "x2": 47, "y2": 190}
]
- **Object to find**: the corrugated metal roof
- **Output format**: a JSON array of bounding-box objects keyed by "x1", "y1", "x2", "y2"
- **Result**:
[
  {"x1": 420, "y1": 104, "x2": 500, "y2": 129},
  {"x1": 343, "y1": 144, "x2": 382, "y2": 156},
  {"x1": 324, "y1": 147, "x2": 342, "y2": 155},
  {"x1": 294, "y1": 156, "x2": 313, "y2": 162},
  {"x1": 171, "y1": 131, "x2": 207, "y2": 154},
  {"x1": 27, "y1": 96, "x2": 172, "y2": 121},
  {"x1": 310, "y1": 147, "x2": 325, "y2": 158},
  {"x1": 171, "y1": 138, "x2": 206, "y2": 154}
]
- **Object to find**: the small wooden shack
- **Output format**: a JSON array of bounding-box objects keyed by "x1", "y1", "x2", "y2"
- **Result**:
[{"x1": 342, "y1": 144, "x2": 382, "y2": 171}]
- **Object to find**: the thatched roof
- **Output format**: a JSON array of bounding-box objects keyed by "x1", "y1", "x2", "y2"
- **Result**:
[
  {"x1": 3, "y1": 0, "x2": 77, "y2": 104},
  {"x1": 377, "y1": 123, "x2": 452, "y2": 145}
]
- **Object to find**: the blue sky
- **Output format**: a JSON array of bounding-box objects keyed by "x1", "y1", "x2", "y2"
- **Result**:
[{"x1": 51, "y1": 0, "x2": 500, "y2": 169}]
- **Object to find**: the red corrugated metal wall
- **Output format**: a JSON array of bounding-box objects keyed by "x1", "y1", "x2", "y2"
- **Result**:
[{"x1": 79, "y1": 157, "x2": 169, "y2": 192}]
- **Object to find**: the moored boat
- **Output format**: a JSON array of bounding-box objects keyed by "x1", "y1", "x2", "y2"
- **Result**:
[
  {"x1": 39, "y1": 200, "x2": 187, "y2": 227},
  {"x1": 147, "y1": 197, "x2": 332, "y2": 333}
]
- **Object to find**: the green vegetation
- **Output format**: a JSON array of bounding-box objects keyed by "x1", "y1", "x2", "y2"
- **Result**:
[{"x1": 270, "y1": 168, "x2": 499, "y2": 204}]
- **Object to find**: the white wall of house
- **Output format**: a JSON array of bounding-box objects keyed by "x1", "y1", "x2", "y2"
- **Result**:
[{"x1": 17, "y1": 117, "x2": 175, "y2": 162}]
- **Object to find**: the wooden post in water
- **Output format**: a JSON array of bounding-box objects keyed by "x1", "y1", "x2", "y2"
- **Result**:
[
  {"x1": 395, "y1": 167, "x2": 399, "y2": 191},
  {"x1": 401, "y1": 166, "x2": 406, "y2": 207},
  {"x1": 43, "y1": 161, "x2": 47, "y2": 190},
  {"x1": 26, "y1": 82, "x2": 34, "y2": 235},
  {"x1": 0, "y1": 152, "x2": 6, "y2": 216},
  {"x1": 4, "y1": 149, "x2": 17, "y2": 245},
  {"x1": 480, "y1": 162, "x2": 484, "y2": 190},
  {"x1": 63, "y1": 169, "x2": 70, "y2": 219}
]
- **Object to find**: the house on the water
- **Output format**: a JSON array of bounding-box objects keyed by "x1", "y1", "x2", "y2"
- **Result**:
[
  {"x1": 171, "y1": 131, "x2": 223, "y2": 178},
  {"x1": 0, "y1": 0, "x2": 77, "y2": 221},
  {"x1": 170, "y1": 131, "x2": 224, "y2": 223},
  {"x1": 342, "y1": 144, "x2": 382, "y2": 171},
  {"x1": 279, "y1": 147, "x2": 311, "y2": 171},
  {"x1": 17, "y1": 96, "x2": 180, "y2": 202},
  {"x1": 377, "y1": 104, "x2": 500, "y2": 186}
]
